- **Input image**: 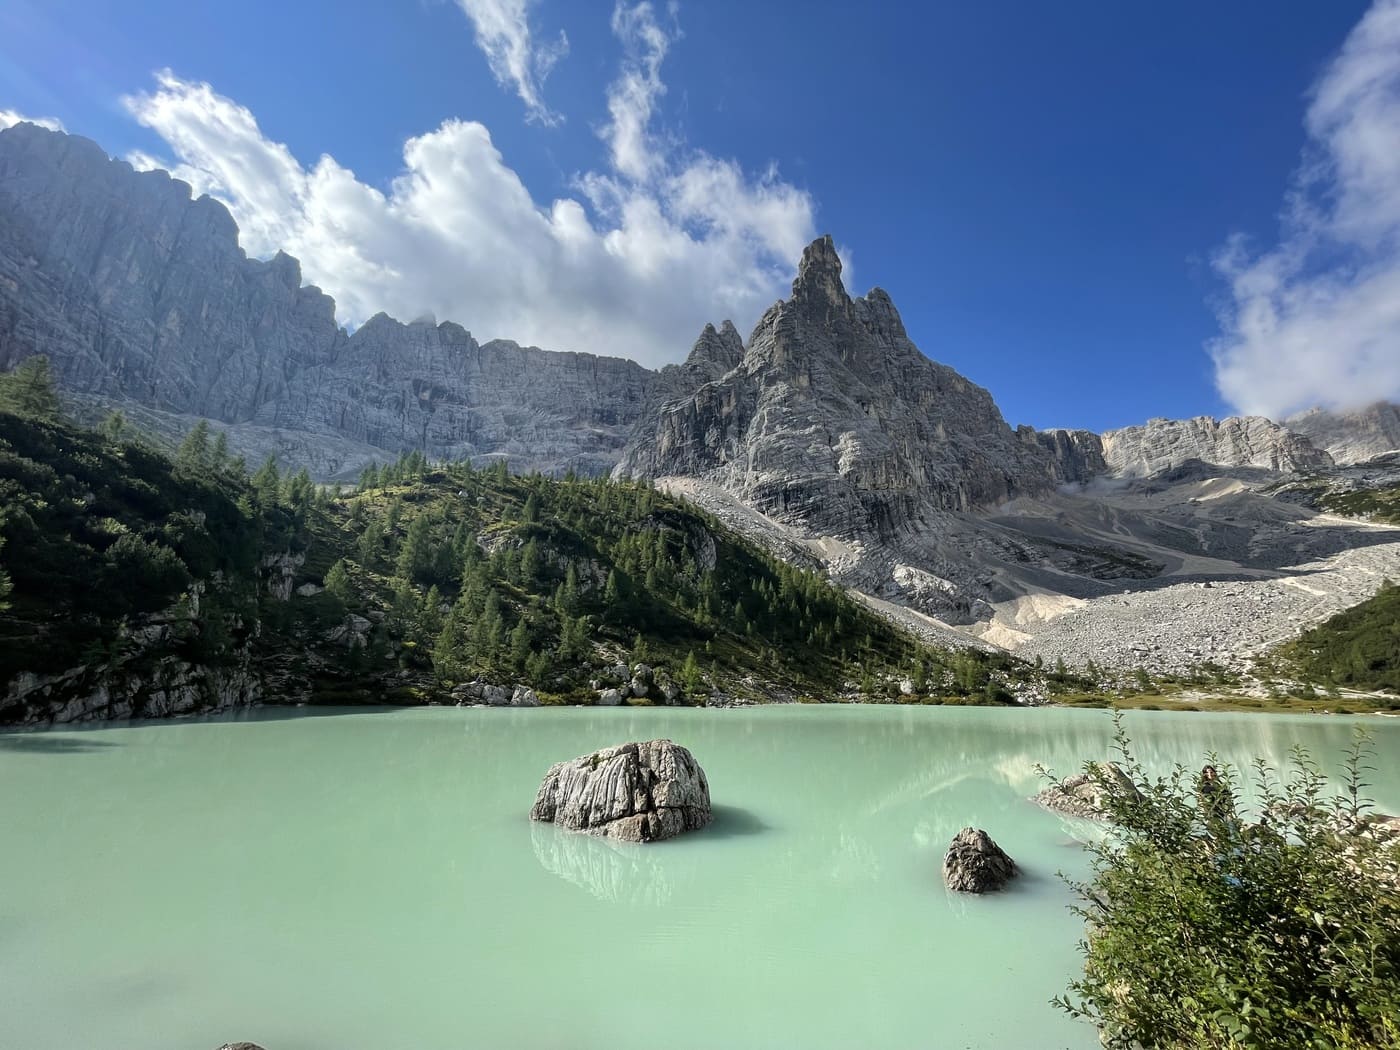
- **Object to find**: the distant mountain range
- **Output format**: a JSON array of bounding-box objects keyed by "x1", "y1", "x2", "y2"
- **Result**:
[
  {"x1": 3, "y1": 120, "x2": 1399, "y2": 674},
  {"x1": 3, "y1": 121, "x2": 1396, "y2": 485}
]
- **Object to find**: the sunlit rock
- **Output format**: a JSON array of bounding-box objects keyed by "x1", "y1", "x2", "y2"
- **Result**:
[{"x1": 530, "y1": 739, "x2": 711, "y2": 843}]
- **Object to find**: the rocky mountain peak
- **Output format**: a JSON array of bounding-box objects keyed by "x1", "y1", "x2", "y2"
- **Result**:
[
  {"x1": 791, "y1": 234, "x2": 848, "y2": 308},
  {"x1": 617, "y1": 235, "x2": 1060, "y2": 538},
  {"x1": 684, "y1": 321, "x2": 745, "y2": 381}
]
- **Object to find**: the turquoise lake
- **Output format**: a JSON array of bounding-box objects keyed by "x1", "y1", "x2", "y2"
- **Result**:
[{"x1": 2, "y1": 705, "x2": 1397, "y2": 1050}]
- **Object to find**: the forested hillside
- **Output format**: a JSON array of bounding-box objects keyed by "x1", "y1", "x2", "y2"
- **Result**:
[
  {"x1": 1279, "y1": 580, "x2": 1400, "y2": 694},
  {"x1": 0, "y1": 359, "x2": 1033, "y2": 722}
]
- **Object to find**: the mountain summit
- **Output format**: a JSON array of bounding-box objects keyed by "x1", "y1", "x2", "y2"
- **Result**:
[{"x1": 616, "y1": 234, "x2": 1058, "y2": 537}]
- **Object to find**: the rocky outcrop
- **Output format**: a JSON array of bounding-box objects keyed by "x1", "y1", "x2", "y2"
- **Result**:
[
  {"x1": 1287, "y1": 402, "x2": 1400, "y2": 466},
  {"x1": 1021, "y1": 426, "x2": 1109, "y2": 484},
  {"x1": 1100, "y1": 416, "x2": 1333, "y2": 477},
  {"x1": 1032, "y1": 763, "x2": 1143, "y2": 821},
  {"x1": 942, "y1": 827, "x2": 1017, "y2": 893},
  {"x1": 3, "y1": 659, "x2": 260, "y2": 725},
  {"x1": 0, "y1": 122, "x2": 651, "y2": 478},
  {"x1": 530, "y1": 739, "x2": 712, "y2": 843},
  {"x1": 617, "y1": 235, "x2": 1060, "y2": 538}
]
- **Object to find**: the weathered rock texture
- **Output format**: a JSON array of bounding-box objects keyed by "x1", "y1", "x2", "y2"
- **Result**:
[
  {"x1": 942, "y1": 827, "x2": 1018, "y2": 893},
  {"x1": 1021, "y1": 426, "x2": 1110, "y2": 484},
  {"x1": 617, "y1": 235, "x2": 1061, "y2": 536},
  {"x1": 1099, "y1": 416, "x2": 1334, "y2": 477},
  {"x1": 530, "y1": 740, "x2": 712, "y2": 843},
  {"x1": 0, "y1": 122, "x2": 650, "y2": 477},
  {"x1": 1032, "y1": 763, "x2": 1143, "y2": 821},
  {"x1": 1287, "y1": 402, "x2": 1400, "y2": 466}
]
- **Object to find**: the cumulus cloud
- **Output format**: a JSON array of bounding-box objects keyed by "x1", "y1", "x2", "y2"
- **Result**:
[
  {"x1": 456, "y1": 0, "x2": 568, "y2": 125},
  {"x1": 0, "y1": 108, "x2": 65, "y2": 132},
  {"x1": 117, "y1": 5, "x2": 813, "y2": 368},
  {"x1": 1211, "y1": 0, "x2": 1400, "y2": 418}
]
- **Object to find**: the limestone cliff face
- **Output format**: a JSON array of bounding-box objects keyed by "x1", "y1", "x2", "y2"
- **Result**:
[
  {"x1": 1287, "y1": 402, "x2": 1400, "y2": 466},
  {"x1": 1099, "y1": 415, "x2": 1333, "y2": 477},
  {"x1": 1019, "y1": 426, "x2": 1109, "y2": 484},
  {"x1": 0, "y1": 122, "x2": 650, "y2": 475},
  {"x1": 616, "y1": 235, "x2": 1058, "y2": 538}
]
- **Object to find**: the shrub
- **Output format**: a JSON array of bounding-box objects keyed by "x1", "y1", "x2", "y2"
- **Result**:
[{"x1": 1054, "y1": 714, "x2": 1400, "y2": 1049}]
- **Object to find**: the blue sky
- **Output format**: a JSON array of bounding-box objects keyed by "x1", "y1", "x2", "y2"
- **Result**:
[{"x1": 2, "y1": 0, "x2": 1397, "y2": 432}]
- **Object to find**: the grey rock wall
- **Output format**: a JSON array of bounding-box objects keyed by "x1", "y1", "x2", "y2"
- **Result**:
[
  {"x1": 1099, "y1": 415, "x2": 1333, "y2": 477},
  {"x1": 1287, "y1": 402, "x2": 1400, "y2": 466},
  {"x1": 0, "y1": 122, "x2": 651, "y2": 476}
]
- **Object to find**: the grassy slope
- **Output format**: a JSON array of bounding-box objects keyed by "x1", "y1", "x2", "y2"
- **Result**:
[{"x1": 1317, "y1": 485, "x2": 1400, "y2": 525}]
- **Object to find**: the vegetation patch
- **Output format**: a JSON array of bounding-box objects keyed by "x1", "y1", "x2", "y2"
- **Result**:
[{"x1": 1055, "y1": 715, "x2": 1400, "y2": 1048}]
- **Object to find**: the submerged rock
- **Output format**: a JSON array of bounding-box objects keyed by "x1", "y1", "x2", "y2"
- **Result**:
[
  {"x1": 1032, "y1": 762, "x2": 1143, "y2": 821},
  {"x1": 216, "y1": 1043, "x2": 267, "y2": 1050},
  {"x1": 530, "y1": 739, "x2": 712, "y2": 843},
  {"x1": 943, "y1": 827, "x2": 1018, "y2": 893}
]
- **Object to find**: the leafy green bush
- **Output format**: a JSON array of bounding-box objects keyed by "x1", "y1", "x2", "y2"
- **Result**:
[{"x1": 1056, "y1": 715, "x2": 1400, "y2": 1049}]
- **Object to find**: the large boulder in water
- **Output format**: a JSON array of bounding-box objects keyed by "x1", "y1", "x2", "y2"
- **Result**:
[
  {"x1": 530, "y1": 739, "x2": 712, "y2": 843},
  {"x1": 1032, "y1": 761, "x2": 1142, "y2": 821},
  {"x1": 943, "y1": 827, "x2": 1018, "y2": 893}
]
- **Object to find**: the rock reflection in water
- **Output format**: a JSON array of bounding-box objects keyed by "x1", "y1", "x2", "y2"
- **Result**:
[{"x1": 530, "y1": 821, "x2": 675, "y2": 907}]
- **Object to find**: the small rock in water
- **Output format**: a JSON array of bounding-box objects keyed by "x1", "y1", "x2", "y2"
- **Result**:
[
  {"x1": 943, "y1": 827, "x2": 1018, "y2": 893},
  {"x1": 216, "y1": 1043, "x2": 267, "y2": 1050},
  {"x1": 530, "y1": 739, "x2": 711, "y2": 843}
]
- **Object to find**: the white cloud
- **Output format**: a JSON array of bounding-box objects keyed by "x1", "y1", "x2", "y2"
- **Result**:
[
  {"x1": 601, "y1": 1, "x2": 674, "y2": 180},
  {"x1": 0, "y1": 108, "x2": 65, "y2": 132},
  {"x1": 456, "y1": 0, "x2": 568, "y2": 126},
  {"x1": 1211, "y1": 0, "x2": 1400, "y2": 418},
  {"x1": 118, "y1": 8, "x2": 814, "y2": 369}
]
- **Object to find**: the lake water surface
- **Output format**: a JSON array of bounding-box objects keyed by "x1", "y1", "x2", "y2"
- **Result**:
[{"x1": 2, "y1": 705, "x2": 1397, "y2": 1050}]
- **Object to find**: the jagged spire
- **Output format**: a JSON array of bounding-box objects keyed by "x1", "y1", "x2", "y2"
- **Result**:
[
  {"x1": 791, "y1": 234, "x2": 848, "y2": 306},
  {"x1": 684, "y1": 320, "x2": 745, "y2": 378}
]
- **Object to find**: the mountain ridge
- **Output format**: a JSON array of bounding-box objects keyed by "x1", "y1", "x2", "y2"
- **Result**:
[
  {"x1": 0, "y1": 121, "x2": 651, "y2": 478},
  {"x1": 8, "y1": 122, "x2": 1391, "y2": 486},
  {"x1": 4, "y1": 121, "x2": 1400, "y2": 683}
]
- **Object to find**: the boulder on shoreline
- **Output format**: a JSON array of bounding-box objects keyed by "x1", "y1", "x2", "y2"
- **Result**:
[
  {"x1": 1032, "y1": 762, "x2": 1142, "y2": 821},
  {"x1": 530, "y1": 739, "x2": 712, "y2": 843},
  {"x1": 943, "y1": 827, "x2": 1018, "y2": 893}
]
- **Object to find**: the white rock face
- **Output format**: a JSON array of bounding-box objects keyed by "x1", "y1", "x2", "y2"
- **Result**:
[
  {"x1": 1287, "y1": 402, "x2": 1400, "y2": 465},
  {"x1": 1100, "y1": 416, "x2": 1333, "y2": 477},
  {"x1": 0, "y1": 123, "x2": 651, "y2": 478},
  {"x1": 529, "y1": 740, "x2": 712, "y2": 843}
]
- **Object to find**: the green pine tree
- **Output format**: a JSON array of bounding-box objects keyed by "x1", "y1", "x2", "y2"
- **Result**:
[
  {"x1": 176, "y1": 420, "x2": 212, "y2": 474},
  {"x1": 0, "y1": 356, "x2": 61, "y2": 420},
  {"x1": 251, "y1": 455, "x2": 281, "y2": 505},
  {"x1": 324, "y1": 559, "x2": 353, "y2": 602},
  {"x1": 99, "y1": 410, "x2": 128, "y2": 443}
]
